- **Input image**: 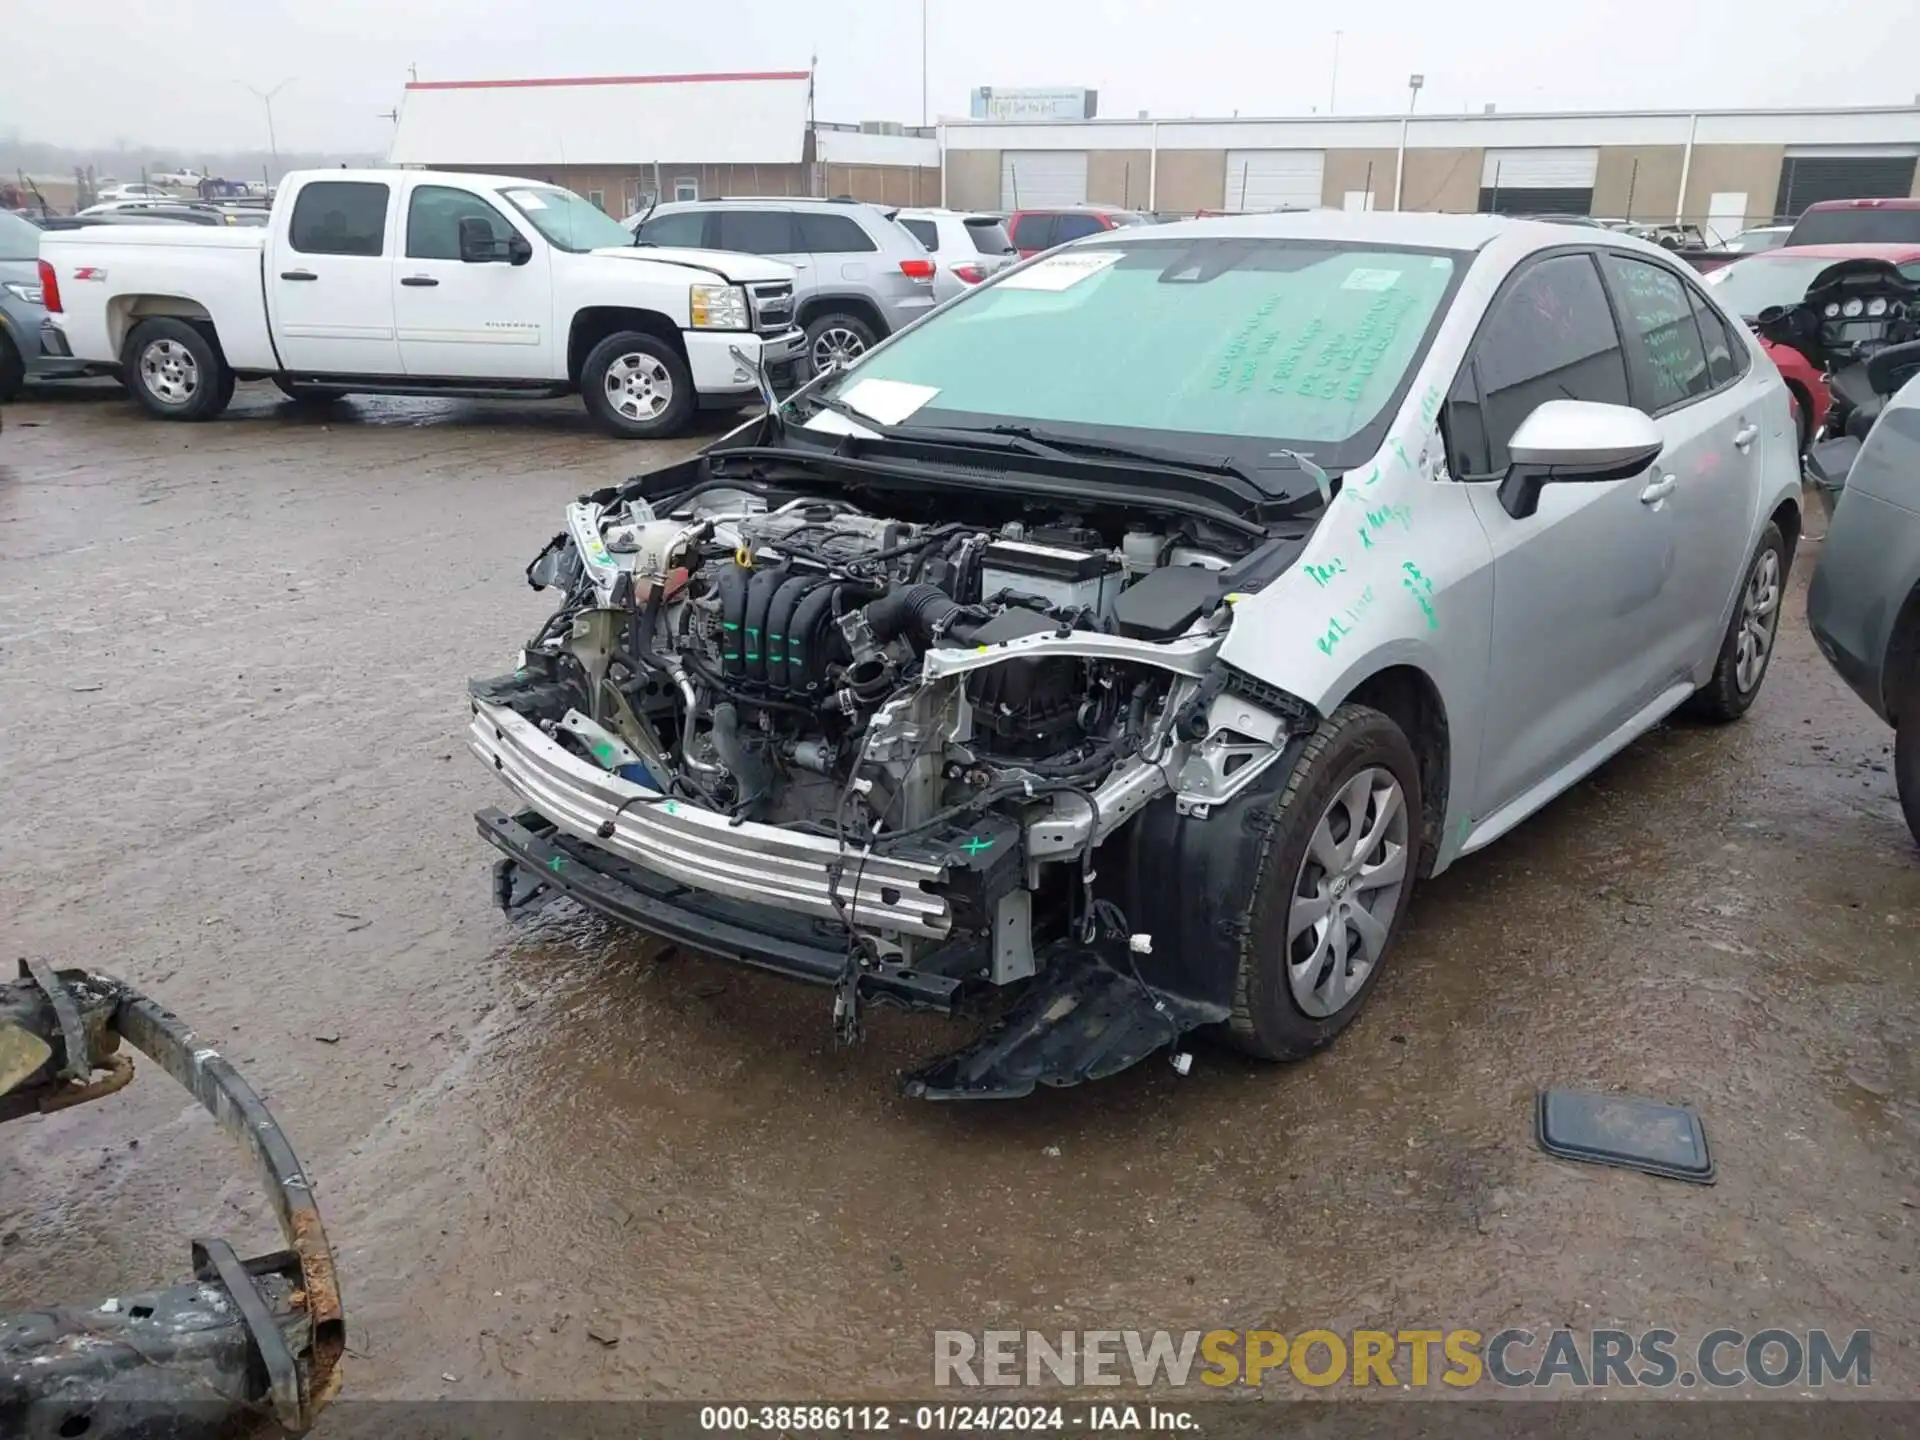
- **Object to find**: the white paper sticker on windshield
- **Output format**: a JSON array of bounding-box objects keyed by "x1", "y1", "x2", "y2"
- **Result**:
[
  {"x1": 1342, "y1": 268, "x2": 1402, "y2": 292},
  {"x1": 999, "y1": 250, "x2": 1124, "y2": 291},
  {"x1": 838, "y1": 377, "x2": 941, "y2": 424},
  {"x1": 509, "y1": 190, "x2": 548, "y2": 210}
]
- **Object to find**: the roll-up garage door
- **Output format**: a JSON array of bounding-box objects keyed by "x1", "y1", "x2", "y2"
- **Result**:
[
  {"x1": 1224, "y1": 151, "x2": 1325, "y2": 212},
  {"x1": 1775, "y1": 154, "x2": 1919, "y2": 218},
  {"x1": 1477, "y1": 148, "x2": 1597, "y2": 216},
  {"x1": 1000, "y1": 152, "x2": 1088, "y2": 209}
]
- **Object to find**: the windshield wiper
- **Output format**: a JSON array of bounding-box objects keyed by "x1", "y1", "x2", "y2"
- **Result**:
[{"x1": 911, "y1": 422, "x2": 1269, "y2": 489}]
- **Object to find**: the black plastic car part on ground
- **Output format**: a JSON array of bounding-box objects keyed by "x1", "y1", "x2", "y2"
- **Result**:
[{"x1": 0, "y1": 963, "x2": 344, "y2": 1440}]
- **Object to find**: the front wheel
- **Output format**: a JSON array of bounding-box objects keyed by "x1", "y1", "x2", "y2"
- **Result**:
[
  {"x1": 123, "y1": 318, "x2": 231, "y2": 421},
  {"x1": 1226, "y1": 704, "x2": 1422, "y2": 1060},
  {"x1": 1685, "y1": 522, "x2": 1787, "y2": 723},
  {"x1": 580, "y1": 331, "x2": 694, "y2": 439}
]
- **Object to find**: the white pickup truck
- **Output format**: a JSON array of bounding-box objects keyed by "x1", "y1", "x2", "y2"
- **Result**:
[{"x1": 38, "y1": 168, "x2": 807, "y2": 438}]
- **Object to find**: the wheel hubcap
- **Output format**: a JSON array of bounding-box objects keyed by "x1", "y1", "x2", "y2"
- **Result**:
[
  {"x1": 1734, "y1": 549, "x2": 1781, "y2": 693},
  {"x1": 139, "y1": 339, "x2": 199, "y2": 407},
  {"x1": 811, "y1": 327, "x2": 867, "y2": 372},
  {"x1": 605, "y1": 353, "x2": 671, "y2": 421},
  {"x1": 1286, "y1": 766, "x2": 1410, "y2": 1018}
]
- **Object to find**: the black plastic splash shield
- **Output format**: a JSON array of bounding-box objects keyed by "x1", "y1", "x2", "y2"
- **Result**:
[
  {"x1": 902, "y1": 941, "x2": 1230, "y2": 1101},
  {"x1": 1536, "y1": 1088, "x2": 1716, "y2": 1185}
]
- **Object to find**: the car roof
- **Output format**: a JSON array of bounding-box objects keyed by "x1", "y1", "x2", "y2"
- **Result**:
[
  {"x1": 1013, "y1": 204, "x2": 1140, "y2": 214},
  {"x1": 1097, "y1": 208, "x2": 1547, "y2": 250},
  {"x1": 1800, "y1": 197, "x2": 1920, "y2": 212},
  {"x1": 1749, "y1": 242, "x2": 1920, "y2": 262}
]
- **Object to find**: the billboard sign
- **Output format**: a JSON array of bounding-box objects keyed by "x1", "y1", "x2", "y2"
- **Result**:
[{"x1": 969, "y1": 87, "x2": 1098, "y2": 122}]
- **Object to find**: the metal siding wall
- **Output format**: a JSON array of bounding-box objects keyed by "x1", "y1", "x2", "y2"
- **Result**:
[
  {"x1": 1000, "y1": 152, "x2": 1089, "y2": 208},
  {"x1": 1223, "y1": 150, "x2": 1325, "y2": 210}
]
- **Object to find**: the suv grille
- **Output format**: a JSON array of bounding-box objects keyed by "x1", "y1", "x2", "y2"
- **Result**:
[{"x1": 748, "y1": 281, "x2": 794, "y2": 334}]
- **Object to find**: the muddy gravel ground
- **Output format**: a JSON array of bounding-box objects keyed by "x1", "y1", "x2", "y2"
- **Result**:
[{"x1": 3, "y1": 382, "x2": 1918, "y2": 1412}]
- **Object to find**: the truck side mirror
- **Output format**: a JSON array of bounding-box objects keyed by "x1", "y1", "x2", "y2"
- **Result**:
[{"x1": 458, "y1": 217, "x2": 501, "y2": 263}]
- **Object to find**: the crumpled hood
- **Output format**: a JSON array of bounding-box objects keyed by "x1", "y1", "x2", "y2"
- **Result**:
[{"x1": 590, "y1": 245, "x2": 794, "y2": 285}]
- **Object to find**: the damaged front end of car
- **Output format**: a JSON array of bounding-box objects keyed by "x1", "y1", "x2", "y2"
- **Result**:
[
  {"x1": 0, "y1": 963, "x2": 343, "y2": 1439},
  {"x1": 472, "y1": 445, "x2": 1321, "y2": 1097}
]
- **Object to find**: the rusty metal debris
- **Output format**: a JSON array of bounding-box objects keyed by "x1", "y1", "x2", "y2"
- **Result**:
[{"x1": 0, "y1": 962, "x2": 344, "y2": 1439}]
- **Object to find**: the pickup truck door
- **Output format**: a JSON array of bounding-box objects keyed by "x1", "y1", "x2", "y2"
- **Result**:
[
  {"x1": 269, "y1": 179, "x2": 402, "y2": 375},
  {"x1": 393, "y1": 181, "x2": 556, "y2": 380}
]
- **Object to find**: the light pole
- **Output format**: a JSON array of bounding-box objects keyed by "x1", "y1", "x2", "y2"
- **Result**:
[
  {"x1": 1407, "y1": 73, "x2": 1424, "y2": 113},
  {"x1": 1330, "y1": 31, "x2": 1342, "y2": 115},
  {"x1": 243, "y1": 78, "x2": 293, "y2": 173}
]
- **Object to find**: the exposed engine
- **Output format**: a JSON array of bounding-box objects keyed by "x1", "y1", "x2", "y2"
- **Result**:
[{"x1": 508, "y1": 483, "x2": 1246, "y2": 845}]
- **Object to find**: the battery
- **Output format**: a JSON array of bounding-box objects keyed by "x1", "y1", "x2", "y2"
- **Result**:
[{"x1": 979, "y1": 540, "x2": 1124, "y2": 620}]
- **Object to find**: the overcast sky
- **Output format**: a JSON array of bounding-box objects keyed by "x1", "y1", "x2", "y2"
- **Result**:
[{"x1": 9, "y1": 0, "x2": 1917, "y2": 156}]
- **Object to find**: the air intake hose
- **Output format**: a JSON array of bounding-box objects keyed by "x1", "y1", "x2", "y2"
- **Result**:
[{"x1": 862, "y1": 583, "x2": 970, "y2": 649}]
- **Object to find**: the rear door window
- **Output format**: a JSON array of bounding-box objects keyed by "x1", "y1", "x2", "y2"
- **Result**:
[
  {"x1": 1450, "y1": 251, "x2": 1631, "y2": 477},
  {"x1": 715, "y1": 209, "x2": 798, "y2": 255},
  {"x1": 795, "y1": 212, "x2": 878, "y2": 253},
  {"x1": 1010, "y1": 214, "x2": 1054, "y2": 250},
  {"x1": 288, "y1": 181, "x2": 390, "y2": 257},
  {"x1": 900, "y1": 217, "x2": 939, "y2": 251},
  {"x1": 1050, "y1": 213, "x2": 1107, "y2": 243},
  {"x1": 966, "y1": 217, "x2": 1017, "y2": 255},
  {"x1": 1601, "y1": 253, "x2": 1713, "y2": 412}
]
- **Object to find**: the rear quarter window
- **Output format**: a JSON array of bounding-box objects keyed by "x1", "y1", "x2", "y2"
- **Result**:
[
  {"x1": 900, "y1": 218, "x2": 939, "y2": 251},
  {"x1": 795, "y1": 212, "x2": 878, "y2": 253}
]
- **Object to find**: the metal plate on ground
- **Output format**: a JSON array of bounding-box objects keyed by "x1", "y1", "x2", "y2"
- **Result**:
[{"x1": 1536, "y1": 1089, "x2": 1715, "y2": 1185}]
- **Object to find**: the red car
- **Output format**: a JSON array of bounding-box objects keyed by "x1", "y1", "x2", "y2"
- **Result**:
[
  {"x1": 1005, "y1": 206, "x2": 1150, "y2": 258},
  {"x1": 1703, "y1": 242, "x2": 1920, "y2": 451}
]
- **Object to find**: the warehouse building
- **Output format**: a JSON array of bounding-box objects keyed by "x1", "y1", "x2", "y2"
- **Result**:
[
  {"x1": 386, "y1": 70, "x2": 942, "y2": 217},
  {"x1": 939, "y1": 105, "x2": 1920, "y2": 236}
]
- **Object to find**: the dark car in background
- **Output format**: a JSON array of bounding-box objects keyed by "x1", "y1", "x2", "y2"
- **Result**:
[
  {"x1": 1787, "y1": 198, "x2": 1920, "y2": 247},
  {"x1": 0, "y1": 210, "x2": 99, "y2": 399},
  {"x1": 1006, "y1": 206, "x2": 1151, "y2": 257}
]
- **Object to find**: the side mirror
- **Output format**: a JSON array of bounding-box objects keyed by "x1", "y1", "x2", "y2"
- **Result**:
[
  {"x1": 458, "y1": 217, "x2": 498, "y2": 263},
  {"x1": 506, "y1": 233, "x2": 532, "y2": 265},
  {"x1": 1497, "y1": 399, "x2": 1663, "y2": 520}
]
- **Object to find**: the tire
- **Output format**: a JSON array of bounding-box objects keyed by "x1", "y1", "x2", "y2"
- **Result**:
[
  {"x1": 1224, "y1": 704, "x2": 1423, "y2": 1060},
  {"x1": 0, "y1": 332, "x2": 22, "y2": 402},
  {"x1": 579, "y1": 331, "x2": 695, "y2": 439},
  {"x1": 273, "y1": 377, "x2": 343, "y2": 404},
  {"x1": 1896, "y1": 665, "x2": 1920, "y2": 850},
  {"x1": 1685, "y1": 522, "x2": 1787, "y2": 723},
  {"x1": 123, "y1": 318, "x2": 231, "y2": 421},
  {"x1": 805, "y1": 313, "x2": 878, "y2": 374}
]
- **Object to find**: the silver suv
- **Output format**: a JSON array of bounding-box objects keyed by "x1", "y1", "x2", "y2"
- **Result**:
[{"x1": 630, "y1": 197, "x2": 937, "y2": 373}]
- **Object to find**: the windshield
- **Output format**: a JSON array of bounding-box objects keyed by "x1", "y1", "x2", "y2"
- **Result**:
[
  {"x1": 1787, "y1": 208, "x2": 1920, "y2": 247},
  {"x1": 0, "y1": 209, "x2": 42, "y2": 260},
  {"x1": 500, "y1": 186, "x2": 633, "y2": 253},
  {"x1": 814, "y1": 237, "x2": 1462, "y2": 473},
  {"x1": 1705, "y1": 253, "x2": 1920, "y2": 316},
  {"x1": 1705, "y1": 255, "x2": 1859, "y2": 317}
]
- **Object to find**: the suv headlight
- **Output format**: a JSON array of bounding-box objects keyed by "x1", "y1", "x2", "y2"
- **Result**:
[
  {"x1": 2, "y1": 281, "x2": 44, "y2": 305},
  {"x1": 689, "y1": 283, "x2": 750, "y2": 330}
]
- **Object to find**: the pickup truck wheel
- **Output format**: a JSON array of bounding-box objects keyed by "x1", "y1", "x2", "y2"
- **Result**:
[
  {"x1": 806, "y1": 314, "x2": 877, "y2": 373},
  {"x1": 1224, "y1": 704, "x2": 1422, "y2": 1061},
  {"x1": 1684, "y1": 522, "x2": 1787, "y2": 723},
  {"x1": 0, "y1": 332, "x2": 22, "y2": 401},
  {"x1": 581, "y1": 331, "x2": 693, "y2": 439},
  {"x1": 124, "y1": 318, "x2": 231, "y2": 421}
]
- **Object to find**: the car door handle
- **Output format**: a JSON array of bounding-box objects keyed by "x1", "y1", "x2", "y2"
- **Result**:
[
  {"x1": 400, "y1": 275, "x2": 439, "y2": 287},
  {"x1": 280, "y1": 270, "x2": 317, "y2": 281},
  {"x1": 1733, "y1": 423, "x2": 1759, "y2": 450},
  {"x1": 1640, "y1": 475, "x2": 1676, "y2": 506}
]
